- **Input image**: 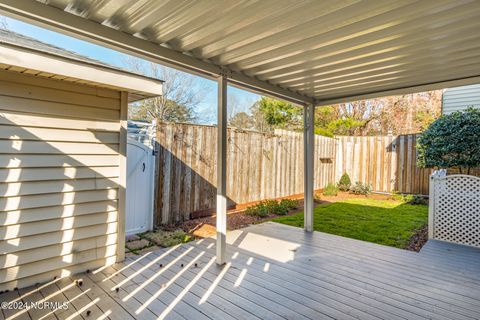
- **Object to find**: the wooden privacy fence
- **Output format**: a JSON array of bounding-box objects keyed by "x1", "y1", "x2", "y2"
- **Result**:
[
  {"x1": 154, "y1": 124, "x2": 479, "y2": 225},
  {"x1": 335, "y1": 135, "x2": 480, "y2": 196},
  {"x1": 335, "y1": 135, "x2": 431, "y2": 195},
  {"x1": 155, "y1": 123, "x2": 336, "y2": 224}
]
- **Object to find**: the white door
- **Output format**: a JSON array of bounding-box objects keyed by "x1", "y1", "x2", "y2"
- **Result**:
[{"x1": 126, "y1": 139, "x2": 154, "y2": 235}]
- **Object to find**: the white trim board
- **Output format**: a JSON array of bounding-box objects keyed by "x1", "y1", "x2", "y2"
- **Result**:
[{"x1": 0, "y1": 42, "x2": 163, "y2": 101}]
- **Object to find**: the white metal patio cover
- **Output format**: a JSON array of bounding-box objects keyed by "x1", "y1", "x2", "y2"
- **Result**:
[{"x1": 1, "y1": 0, "x2": 480, "y2": 264}]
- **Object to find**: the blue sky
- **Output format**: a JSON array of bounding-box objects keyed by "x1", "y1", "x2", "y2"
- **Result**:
[{"x1": 1, "y1": 16, "x2": 260, "y2": 124}]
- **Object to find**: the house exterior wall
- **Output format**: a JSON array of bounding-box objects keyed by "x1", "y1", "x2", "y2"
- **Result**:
[
  {"x1": 442, "y1": 84, "x2": 480, "y2": 114},
  {"x1": 0, "y1": 70, "x2": 125, "y2": 291}
]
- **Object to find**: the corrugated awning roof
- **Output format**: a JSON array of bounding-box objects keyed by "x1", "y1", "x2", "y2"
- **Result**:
[{"x1": 1, "y1": 0, "x2": 479, "y2": 105}]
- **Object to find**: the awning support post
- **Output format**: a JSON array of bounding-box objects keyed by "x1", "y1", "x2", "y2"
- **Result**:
[
  {"x1": 216, "y1": 74, "x2": 228, "y2": 265},
  {"x1": 304, "y1": 104, "x2": 315, "y2": 232}
]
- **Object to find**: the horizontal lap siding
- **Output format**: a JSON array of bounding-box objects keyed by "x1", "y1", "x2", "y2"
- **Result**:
[{"x1": 0, "y1": 71, "x2": 121, "y2": 291}]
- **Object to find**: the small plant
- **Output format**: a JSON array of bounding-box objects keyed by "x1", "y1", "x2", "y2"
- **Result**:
[
  {"x1": 323, "y1": 183, "x2": 339, "y2": 196},
  {"x1": 314, "y1": 192, "x2": 322, "y2": 202},
  {"x1": 279, "y1": 198, "x2": 299, "y2": 210},
  {"x1": 350, "y1": 182, "x2": 372, "y2": 195},
  {"x1": 337, "y1": 172, "x2": 351, "y2": 191}
]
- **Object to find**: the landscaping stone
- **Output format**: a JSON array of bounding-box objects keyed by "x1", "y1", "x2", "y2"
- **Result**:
[
  {"x1": 126, "y1": 234, "x2": 140, "y2": 242},
  {"x1": 136, "y1": 245, "x2": 161, "y2": 255},
  {"x1": 125, "y1": 239, "x2": 151, "y2": 251}
]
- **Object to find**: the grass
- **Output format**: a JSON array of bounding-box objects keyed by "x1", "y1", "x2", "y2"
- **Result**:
[{"x1": 272, "y1": 198, "x2": 428, "y2": 248}]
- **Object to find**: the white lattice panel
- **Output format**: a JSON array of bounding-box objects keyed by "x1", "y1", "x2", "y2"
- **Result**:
[{"x1": 432, "y1": 175, "x2": 480, "y2": 247}]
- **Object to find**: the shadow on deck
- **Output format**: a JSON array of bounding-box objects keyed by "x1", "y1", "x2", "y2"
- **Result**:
[{"x1": 2, "y1": 221, "x2": 480, "y2": 320}]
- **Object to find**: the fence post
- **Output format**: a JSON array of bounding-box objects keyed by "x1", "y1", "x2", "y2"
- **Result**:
[
  {"x1": 428, "y1": 173, "x2": 436, "y2": 239},
  {"x1": 428, "y1": 170, "x2": 446, "y2": 239}
]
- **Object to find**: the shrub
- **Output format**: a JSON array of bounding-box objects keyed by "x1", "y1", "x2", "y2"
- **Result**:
[
  {"x1": 323, "y1": 183, "x2": 339, "y2": 196},
  {"x1": 337, "y1": 172, "x2": 352, "y2": 191},
  {"x1": 245, "y1": 199, "x2": 292, "y2": 217},
  {"x1": 402, "y1": 194, "x2": 426, "y2": 205},
  {"x1": 279, "y1": 198, "x2": 299, "y2": 210},
  {"x1": 263, "y1": 199, "x2": 288, "y2": 215},
  {"x1": 390, "y1": 190, "x2": 404, "y2": 201},
  {"x1": 350, "y1": 182, "x2": 372, "y2": 195},
  {"x1": 417, "y1": 108, "x2": 480, "y2": 173},
  {"x1": 391, "y1": 191, "x2": 426, "y2": 205},
  {"x1": 245, "y1": 203, "x2": 268, "y2": 217}
]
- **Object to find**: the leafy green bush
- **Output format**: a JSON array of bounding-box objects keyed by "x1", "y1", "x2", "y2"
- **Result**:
[
  {"x1": 337, "y1": 172, "x2": 352, "y2": 191},
  {"x1": 401, "y1": 194, "x2": 426, "y2": 205},
  {"x1": 279, "y1": 198, "x2": 299, "y2": 210},
  {"x1": 245, "y1": 198, "x2": 299, "y2": 217},
  {"x1": 245, "y1": 203, "x2": 268, "y2": 217},
  {"x1": 323, "y1": 183, "x2": 339, "y2": 196},
  {"x1": 390, "y1": 190, "x2": 404, "y2": 201},
  {"x1": 350, "y1": 182, "x2": 372, "y2": 195},
  {"x1": 391, "y1": 191, "x2": 426, "y2": 205},
  {"x1": 263, "y1": 199, "x2": 288, "y2": 215},
  {"x1": 417, "y1": 108, "x2": 480, "y2": 173}
]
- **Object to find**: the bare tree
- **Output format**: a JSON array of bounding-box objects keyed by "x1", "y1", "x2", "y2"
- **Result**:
[
  {"x1": 0, "y1": 17, "x2": 8, "y2": 29},
  {"x1": 125, "y1": 57, "x2": 204, "y2": 123}
]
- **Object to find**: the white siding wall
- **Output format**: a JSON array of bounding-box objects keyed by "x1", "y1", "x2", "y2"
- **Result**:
[
  {"x1": 442, "y1": 84, "x2": 480, "y2": 114},
  {"x1": 0, "y1": 70, "x2": 124, "y2": 291}
]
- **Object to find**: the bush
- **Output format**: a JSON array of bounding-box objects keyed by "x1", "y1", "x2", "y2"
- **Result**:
[
  {"x1": 350, "y1": 182, "x2": 372, "y2": 195},
  {"x1": 245, "y1": 199, "x2": 292, "y2": 217},
  {"x1": 245, "y1": 203, "x2": 268, "y2": 217},
  {"x1": 417, "y1": 108, "x2": 480, "y2": 172},
  {"x1": 390, "y1": 190, "x2": 404, "y2": 201},
  {"x1": 279, "y1": 198, "x2": 299, "y2": 210},
  {"x1": 337, "y1": 172, "x2": 351, "y2": 191},
  {"x1": 323, "y1": 183, "x2": 339, "y2": 196},
  {"x1": 391, "y1": 191, "x2": 426, "y2": 205},
  {"x1": 264, "y1": 199, "x2": 288, "y2": 215},
  {"x1": 402, "y1": 194, "x2": 426, "y2": 205}
]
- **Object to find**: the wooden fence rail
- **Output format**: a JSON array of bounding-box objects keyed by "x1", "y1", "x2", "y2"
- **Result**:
[{"x1": 154, "y1": 124, "x2": 478, "y2": 225}]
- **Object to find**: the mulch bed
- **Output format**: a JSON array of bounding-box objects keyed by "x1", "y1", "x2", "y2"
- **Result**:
[
  {"x1": 170, "y1": 191, "x2": 427, "y2": 251},
  {"x1": 405, "y1": 224, "x2": 428, "y2": 252}
]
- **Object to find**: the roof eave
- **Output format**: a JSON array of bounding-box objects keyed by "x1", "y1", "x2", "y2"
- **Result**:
[{"x1": 0, "y1": 41, "x2": 163, "y2": 99}]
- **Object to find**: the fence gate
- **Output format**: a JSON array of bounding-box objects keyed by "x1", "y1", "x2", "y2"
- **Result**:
[
  {"x1": 429, "y1": 173, "x2": 480, "y2": 247},
  {"x1": 126, "y1": 139, "x2": 155, "y2": 235}
]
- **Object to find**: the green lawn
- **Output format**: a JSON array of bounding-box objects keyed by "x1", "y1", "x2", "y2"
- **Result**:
[{"x1": 272, "y1": 198, "x2": 428, "y2": 248}]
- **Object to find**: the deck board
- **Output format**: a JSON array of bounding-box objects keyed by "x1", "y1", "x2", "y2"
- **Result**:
[{"x1": 1, "y1": 222, "x2": 479, "y2": 320}]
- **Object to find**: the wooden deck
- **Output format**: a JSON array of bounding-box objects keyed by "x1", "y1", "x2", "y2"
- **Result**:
[{"x1": 2, "y1": 221, "x2": 480, "y2": 320}]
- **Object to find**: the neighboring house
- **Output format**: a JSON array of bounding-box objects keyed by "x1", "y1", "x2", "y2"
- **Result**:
[
  {"x1": 0, "y1": 29, "x2": 162, "y2": 291},
  {"x1": 442, "y1": 83, "x2": 480, "y2": 114}
]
